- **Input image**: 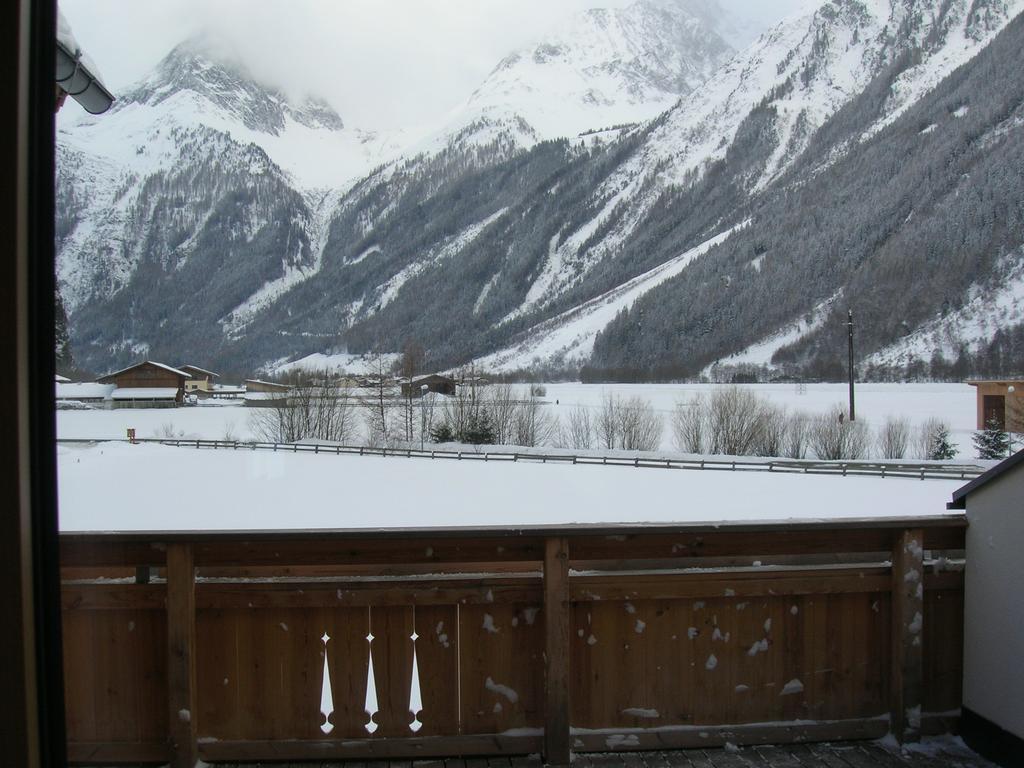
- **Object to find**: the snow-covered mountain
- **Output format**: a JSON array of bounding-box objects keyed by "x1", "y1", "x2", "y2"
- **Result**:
[
  {"x1": 59, "y1": 37, "x2": 409, "y2": 192},
  {"x1": 404, "y1": 0, "x2": 736, "y2": 156},
  {"x1": 57, "y1": 0, "x2": 1024, "y2": 381}
]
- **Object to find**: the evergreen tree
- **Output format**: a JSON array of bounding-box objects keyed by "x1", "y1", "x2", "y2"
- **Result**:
[
  {"x1": 463, "y1": 411, "x2": 496, "y2": 445},
  {"x1": 928, "y1": 425, "x2": 958, "y2": 461},
  {"x1": 429, "y1": 423, "x2": 454, "y2": 443},
  {"x1": 973, "y1": 416, "x2": 1010, "y2": 460}
]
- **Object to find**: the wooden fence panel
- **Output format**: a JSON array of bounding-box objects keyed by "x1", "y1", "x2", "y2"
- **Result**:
[
  {"x1": 570, "y1": 592, "x2": 891, "y2": 731},
  {"x1": 60, "y1": 522, "x2": 967, "y2": 762},
  {"x1": 459, "y1": 603, "x2": 545, "y2": 735},
  {"x1": 62, "y1": 606, "x2": 167, "y2": 749},
  {"x1": 414, "y1": 604, "x2": 461, "y2": 737},
  {"x1": 922, "y1": 587, "x2": 964, "y2": 715}
]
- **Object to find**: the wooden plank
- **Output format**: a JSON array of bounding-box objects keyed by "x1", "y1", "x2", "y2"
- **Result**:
[
  {"x1": 59, "y1": 518, "x2": 966, "y2": 568},
  {"x1": 166, "y1": 543, "x2": 198, "y2": 768},
  {"x1": 572, "y1": 569, "x2": 890, "y2": 602},
  {"x1": 459, "y1": 603, "x2": 544, "y2": 735},
  {"x1": 922, "y1": 589, "x2": 964, "y2": 715},
  {"x1": 194, "y1": 579, "x2": 541, "y2": 609},
  {"x1": 414, "y1": 605, "x2": 461, "y2": 738},
  {"x1": 570, "y1": 530, "x2": 900, "y2": 561},
  {"x1": 192, "y1": 537, "x2": 545, "y2": 568},
  {"x1": 62, "y1": 610, "x2": 98, "y2": 743},
  {"x1": 65, "y1": 741, "x2": 172, "y2": 762},
  {"x1": 544, "y1": 537, "x2": 571, "y2": 766},
  {"x1": 371, "y1": 605, "x2": 416, "y2": 737},
  {"x1": 61, "y1": 584, "x2": 166, "y2": 611},
  {"x1": 198, "y1": 733, "x2": 544, "y2": 761},
  {"x1": 890, "y1": 529, "x2": 924, "y2": 744},
  {"x1": 567, "y1": 717, "x2": 889, "y2": 752}
]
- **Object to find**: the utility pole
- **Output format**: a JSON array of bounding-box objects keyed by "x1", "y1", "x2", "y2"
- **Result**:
[{"x1": 848, "y1": 310, "x2": 856, "y2": 421}]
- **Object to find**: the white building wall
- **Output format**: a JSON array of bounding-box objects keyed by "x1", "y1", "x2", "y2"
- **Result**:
[{"x1": 963, "y1": 471, "x2": 1024, "y2": 739}]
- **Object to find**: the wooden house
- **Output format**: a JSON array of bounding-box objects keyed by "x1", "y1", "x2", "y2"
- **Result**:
[
  {"x1": 244, "y1": 379, "x2": 292, "y2": 407},
  {"x1": 401, "y1": 374, "x2": 457, "y2": 398},
  {"x1": 967, "y1": 380, "x2": 1024, "y2": 431},
  {"x1": 96, "y1": 361, "x2": 190, "y2": 408},
  {"x1": 179, "y1": 365, "x2": 219, "y2": 394}
]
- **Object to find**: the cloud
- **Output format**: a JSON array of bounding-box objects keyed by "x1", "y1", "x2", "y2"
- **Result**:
[{"x1": 58, "y1": 0, "x2": 812, "y2": 130}]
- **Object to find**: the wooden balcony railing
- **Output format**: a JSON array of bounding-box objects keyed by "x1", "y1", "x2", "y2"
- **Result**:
[{"x1": 59, "y1": 516, "x2": 967, "y2": 766}]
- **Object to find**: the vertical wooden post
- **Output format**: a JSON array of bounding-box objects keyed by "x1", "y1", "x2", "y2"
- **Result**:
[
  {"x1": 166, "y1": 543, "x2": 197, "y2": 768},
  {"x1": 544, "y1": 536, "x2": 571, "y2": 766},
  {"x1": 890, "y1": 528, "x2": 924, "y2": 743}
]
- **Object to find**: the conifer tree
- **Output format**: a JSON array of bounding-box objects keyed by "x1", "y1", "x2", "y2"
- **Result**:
[
  {"x1": 973, "y1": 416, "x2": 1010, "y2": 460},
  {"x1": 928, "y1": 424, "x2": 958, "y2": 461}
]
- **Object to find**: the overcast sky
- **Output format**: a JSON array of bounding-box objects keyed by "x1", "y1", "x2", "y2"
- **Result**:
[{"x1": 59, "y1": 0, "x2": 817, "y2": 130}]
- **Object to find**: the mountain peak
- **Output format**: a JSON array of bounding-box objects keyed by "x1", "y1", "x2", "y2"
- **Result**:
[
  {"x1": 463, "y1": 0, "x2": 734, "y2": 142},
  {"x1": 117, "y1": 35, "x2": 345, "y2": 136}
]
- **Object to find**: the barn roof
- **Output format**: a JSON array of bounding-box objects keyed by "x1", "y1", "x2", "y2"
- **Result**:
[
  {"x1": 98, "y1": 361, "x2": 192, "y2": 381},
  {"x1": 179, "y1": 364, "x2": 220, "y2": 378},
  {"x1": 948, "y1": 448, "x2": 1024, "y2": 509}
]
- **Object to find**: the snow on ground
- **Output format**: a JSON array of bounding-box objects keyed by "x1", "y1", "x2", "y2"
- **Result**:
[
  {"x1": 58, "y1": 441, "x2": 964, "y2": 533},
  {"x1": 57, "y1": 382, "x2": 980, "y2": 457}
]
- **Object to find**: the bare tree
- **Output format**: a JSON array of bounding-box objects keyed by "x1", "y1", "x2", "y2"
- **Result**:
[
  {"x1": 363, "y1": 352, "x2": 396, "y2": 447},
  {"x1": 396, "y1": 341, "x2": 425, "y2": 443},
  {"x1": 753, "y1": 404, "x2": 788, "y2": 457},
  {"x1": 485, "y1": 382, "x2": 520, "y2": 445},
  {"x1": 617, "y1": 396, "x2": 663, "y2": 451},
  {"x1": 877, "y1": 417, "x2": 911, "y2": 459},
  {"x1": 596, "y1": 392, "x2": 620, "y2": 449},
  {"x1": 559, "y1": 405, "x2": 594, "y2": 450},
  {"x1": 707, "y1": 387, "x2": 765, "y2": 456},
  {"x1": 783, "y1": 413, "x2": 810, "y2": 459},
  {"x1": 514, "y1": 391, "x2": 557, "y2": 447},
  {"x1": 809, "y1": 405, "x2": 870, "y2": 460},
  {"x1": 250, "y1": 376, "x2": 355, "y2": 444},
  {"x1": 672, "y1": 396, "x2": 707, "y2": 454}
]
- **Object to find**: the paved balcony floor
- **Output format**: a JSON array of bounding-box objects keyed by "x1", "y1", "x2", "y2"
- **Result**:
[{"x1": 229, "y1": 736, "x2": 998, "y2": 768}]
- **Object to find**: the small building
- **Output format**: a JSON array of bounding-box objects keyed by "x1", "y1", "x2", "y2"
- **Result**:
[
  {"x1": 400, "y1": 374, "x2": 457, "y2": 398},
  {"x1": 96, "y1": 361, "x2": 190, "y2": 408},
  {"x1": 244, "y1": 379, "x2": 292, "y2": 407},
  {"x1": 55, "y1": 382, "x2": 116, "y2": 406},
  {"x1": 948, "y1": 450, "x2": 1024, "y2": 761},
  {"x1": 967, "y1": 380, "x2": 1024, "y2": 431},
  {"x1": 179, "y1": 365, "x2": 220, "y2": 395}
]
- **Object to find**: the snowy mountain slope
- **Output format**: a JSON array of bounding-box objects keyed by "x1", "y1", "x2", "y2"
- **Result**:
[
  {"x1": 402, "y1": 0, "x2": 734, "y2": 160},
  {"x1": 477, "y1": 224, "x2": 744, "y2": 371},
  {"x1": 58, "y1": 0, "x2": 1024, "y2": 380},
  {"x1": 864, "y1": 248, "x2": 1024, "y2": 369},
  {"x1": 558, "y1": 0, "x2": 1024, "y2": 271},
  {"x1": 589, "y1": 8, "x2": 1024, "y2": 379},
  {"x1": 59, "y1": 38, "x2": 410, "y2": 190}
]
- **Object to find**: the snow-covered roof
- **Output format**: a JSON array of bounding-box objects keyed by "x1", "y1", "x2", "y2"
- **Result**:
[
  {"x1": 56, "y1": 9, "x2": 114, "y2": 115},
  {"x1": 98, "y1": 361, "x2": 191, "y2": 381},
  {"x1": 111, "y1": 387, "x2": 180, "y2": 400},
  {"x1": 55, "y1": 374, "x2": 71, "y2": 383},
  {"x1": 179, "y1": 364, "x2": 220, "y2": 378},
  {"x1": 56, "y1": 383, "x2": 115, "y2": 400},
  {"x1": 949, "y1": 448, "x2": 1024, "y2": 509},
  {"x1": 57, "y1": 442, "x2": 965, "y2": 533},
  {"x1": 244, "y1": 391, "x2": 289, "y2": 401}
]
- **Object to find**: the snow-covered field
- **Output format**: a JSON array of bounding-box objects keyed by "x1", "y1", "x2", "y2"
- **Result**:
[
  {"x1": 57, "y1": 382, "x2": 980, "y2": 456},
  {"x1": 58, "y1": 441, "x2": 964, "y2": 533}
]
